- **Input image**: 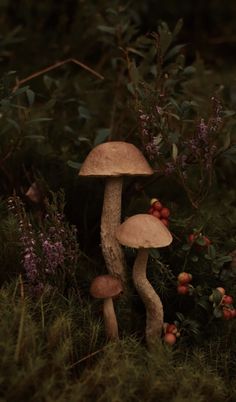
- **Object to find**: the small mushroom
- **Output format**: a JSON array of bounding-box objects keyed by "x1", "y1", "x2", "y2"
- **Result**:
[
  {"x1": 116, "y1": 214, "x2": 172, "y2": 348},
  {"x1": 79, "y1": 142, "x2": 153, "y2": 282},
  {"x1": 90, "y1": 274, "x2": 123, "y2": 340}
]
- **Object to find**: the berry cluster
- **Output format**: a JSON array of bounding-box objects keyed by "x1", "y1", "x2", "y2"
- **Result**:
[
  {"x1": 163, "y1": 323, "x2": 180, "y2": 345},
  {"x1": 148, "y1": 198, "x2": 170, "y2": 227},
  {"x1": 177, "y1": 272, "x2": 193, "y2": 295},
  {"x1": 188, "y1": 232, "x2": 211, "y2": 250},
  {"x1": 209, "y1": 287, "x2": 236, "y2": 320}
]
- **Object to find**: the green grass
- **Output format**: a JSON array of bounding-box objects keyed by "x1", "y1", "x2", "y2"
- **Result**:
[{"x1": 0, "y1": 279, "x2": 235, "y2": 402}]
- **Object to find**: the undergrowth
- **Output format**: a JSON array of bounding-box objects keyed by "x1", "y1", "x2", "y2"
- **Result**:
[{"x1": 0, "y1": 280, "x2": 235, "y2": 402}]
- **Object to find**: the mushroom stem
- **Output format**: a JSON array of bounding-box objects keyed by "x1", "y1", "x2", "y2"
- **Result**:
[
  {"x1": 132, "y1": 248, "x2": 164, "y2": 348},
  {"x1": 101, "y1": 177, "x2": 126, "y2": 281},
  {"x1": 103, "y1": 297, "x2": 119, "y2": 340}
]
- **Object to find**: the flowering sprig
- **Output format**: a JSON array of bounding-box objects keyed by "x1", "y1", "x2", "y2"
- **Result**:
[{"x1": 8, "y1": 190, "x2": 79, "y2": 296}]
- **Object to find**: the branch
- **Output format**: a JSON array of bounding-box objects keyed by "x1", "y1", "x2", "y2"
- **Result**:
[{"x1": 12, "y1": 58, "x2": 104, "y2": 92}]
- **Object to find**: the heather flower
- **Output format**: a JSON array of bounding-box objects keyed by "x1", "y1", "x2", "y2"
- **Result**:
[{"x1": 42, "y1": 238, "x2": 65, "y2": 273}]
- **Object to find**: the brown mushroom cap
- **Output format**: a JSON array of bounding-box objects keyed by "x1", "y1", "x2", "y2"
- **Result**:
[
  {"x1": 79, "y1": 142, "x2": 153, "y2": 177},
  {"x1": 90, "y1": 275, "x2": 123, "y2": 299},
  {"x1": 116, "y1": 214, "x2": 173, "y2": 249}
]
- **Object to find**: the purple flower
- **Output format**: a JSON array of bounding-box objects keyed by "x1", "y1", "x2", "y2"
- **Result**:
[{"x1": 42, "y1": 239, "x2": 65, "y2": 273}]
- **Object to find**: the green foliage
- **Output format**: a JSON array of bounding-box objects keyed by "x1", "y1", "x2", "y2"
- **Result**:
[{"x1": 0, "y1": 2, "x2": 236, "y2": 400}]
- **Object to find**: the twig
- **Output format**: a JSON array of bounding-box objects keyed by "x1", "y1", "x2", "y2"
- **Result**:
[
  {"x1": 68, "y1": 346, "x2": 106, "y2": 368},
  {"x1": 12, "y1": 58, "x2": 104, "y2": 92}
]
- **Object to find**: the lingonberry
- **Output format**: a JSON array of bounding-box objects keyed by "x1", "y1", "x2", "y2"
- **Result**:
[
  {"x1": 177, "y1": 284, "x2": 189, "y2": 295},
  {"x1": 222, "y1": 295, "x2": 233, "y2": 305},
  {"x1": 164, "y1": 333, "x2": 177, "y2": 345},
  {"x1": 177, "y1": 272, "x2": 192, "y2": 284},
  {"x1": 161, "y1": 218, "x2": 169, "y2": 227},
  {"x1": 160, "y1": 207, "x2": 170, "y2": 219},
  {"x1": 152, "y1": 210, "x2": 161, "y2": 219}
]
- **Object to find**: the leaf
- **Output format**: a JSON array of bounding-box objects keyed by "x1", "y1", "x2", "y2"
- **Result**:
[
  {"x1": 26, "y1": 89, "x2": 35, "y2": 107},
  {"x1": 197, "y1": 298, "x2": 211, "y2": 312},
  {"x1": 158, "y1": 22, "x2": 172, "y2": 54},
  {"x1": 6, "y1": 118, "x2": 20, "y2": 132},
  {"x1": 67, "y1": 160, "x2": 82, "y2": 170},
  {"x1": 129, "y1": 60, "x2": 140, "y2": 86},
  {"x1": 172, "y1": 143, "x2": 178, "y2": 161},
  {"x1": 78, "y1": 106, "x2": 91, "y2": 120},
  {"x1": 98, "y1": 25, "x2": 116, "y2": 35},
  {"x1": 221, "y1": 145, "x2": 236, "y2": 163},
  {"x1": 13, "y1": 85, "x2": 30, "y2": 97},
  {"x1": 149, "y1": 248, "x2": 160, "y2": 259},
  {"x1": 183, "y1": 66, "x2": 196, "y2": 75},
  {"x1": 94, "y1": 128, "x2": 110, "y2": 146},
  {"x1": 212, "y1": 289, "x2": 223, "y2": 305},
  {"x1": 213, "y1": 306, "x2": 222, "y2": 318},
  {"x1": 172, "y1": 19, "x2": 183, "y2": 37},
  {"x1": 164, "y1": 44, "x2": 185, "y2": 63}
]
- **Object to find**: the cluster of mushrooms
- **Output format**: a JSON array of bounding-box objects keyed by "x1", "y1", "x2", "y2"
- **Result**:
[{"x1": 79, "y1": 142, "x2": 172, "y2": 349}]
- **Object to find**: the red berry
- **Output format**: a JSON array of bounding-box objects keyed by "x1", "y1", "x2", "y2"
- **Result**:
[
  {"x1": 152, "y1": 200, "x2": 163, "y2": 211},
  {"x1": 222, "y1": 295, "x2": 233, "y2": 305},
  {"x1": 188, "y1": 233, "x2": 196, "y2": 243},
  {"x1": 177, "y1": 272, "x2": 192, "y2": 284},
  {"x1": 161, "y1": 218, "x2": 169, "y2": 227},
  {"x1": 152, "y1": 210, "x2": 161, "y2": 219},
  {"x1": 148, "y1": 207, "x2": 154, "y2": 215},
  {"x1": 163, "y1": 333, "x2": 176, "y2": 345},
  {"x1": 177, "y1": 284, "x2": 189, "y2": 295},
  {"x1": 203, "y1": 236, "x2": 211, "y2": 246},
  {"x1": 231, "y1": 309, "x2": 236, "y2": 318},
  {"x1": 223, "y1": 308, "x2": 232, "y2": 320},
  {"x1": 166, "y1": 324, "x2": 177, "y2": 334},
  {"x1": 160, "y1": 207, "x2": 170, "y2": 219}
]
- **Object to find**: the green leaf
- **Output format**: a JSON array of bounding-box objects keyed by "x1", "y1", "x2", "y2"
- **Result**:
[
  {"x1": 129, "y1": 60, "x2": 140, "y2": 86},
  {"x1": 67, "y1": 160, "x2": 82, "y2": 170},
  {"x1": 6, "y1": 118, "x2": 20, "y2": 132},
  {"x1": 149, "y1": 248, "x2": 160, "y2": 259},
  {"x1": 172, "y1": 19, "x2": 183, "y2": 37},
  {"x1": 26, "y1": 89, "x2": 35, "y2": 107},
  {"x1": 213, "y1": 306, "x2": 222, "y2": 318},
  {"x1": 98, "y1": 25, "x2": 116, "y2": 35},
  {"x1": 78, "y1": 106, "x2": 91, "y2": 120},
  {"x1": 158, "y1": 22, "x2": 172, "y2": 54},
  {"x1": 172, "y1": 143, "x2": 178, "y2": 161},
  {"x1": 164, "y1": 44, "x2": 185, "y2": 63},
  {"x1": 212, "y1": 289, "x2": 223, "y2": 305},
  {"x1": 13, "y1": 85, "x2": 30, "y2": 97},
  {"x1": 221, "y1": 145, "x2": 236, "y2": 163},
  {"x1": 94, "y1": 128, "x2": 110, "y2": 146}
]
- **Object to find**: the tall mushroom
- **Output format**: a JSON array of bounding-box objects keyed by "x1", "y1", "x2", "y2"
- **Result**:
[
  {"x1": 116, "y1": 214, "x2": 173, "y2": 348},
  {"x1": 79, "y1": 142, "x2": 153, "y2": 282},
  {"x1": 90, "y1": 274, "x2": 123, "y2": 340}
]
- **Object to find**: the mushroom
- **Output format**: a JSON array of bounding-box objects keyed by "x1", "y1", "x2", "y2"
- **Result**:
[
  {"x1": 79, "y1": 142, "x2": 153, "y2": 282},
  {"x1": 116, "y1": 214, "x2": 173, "y2": 348},
  {"x1": 90, "y1": 274, "x2": 123, "y2": 340}
]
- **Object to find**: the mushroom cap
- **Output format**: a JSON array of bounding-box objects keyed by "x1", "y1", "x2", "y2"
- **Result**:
[
  {"x1": 116, "y1": 214, "x2": 173, "y2": 249},
  {"x1": 79, "y1": 141, "x2": 153, "y2": 177},
  {"x1": 90, "y1": 275, "x2": 123, "y2": 299}
]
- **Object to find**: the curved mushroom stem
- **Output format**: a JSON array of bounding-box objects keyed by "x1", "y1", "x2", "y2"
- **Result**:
[
  {"x1": 132, "y1": 248, "x2": 164, "y2": 349},
  {"x1": 103, "y1": 297, "x2": 119, "y2": 340},
  {"x1": 101, "y1": 177, "x2": 126, "y2": 282}
]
